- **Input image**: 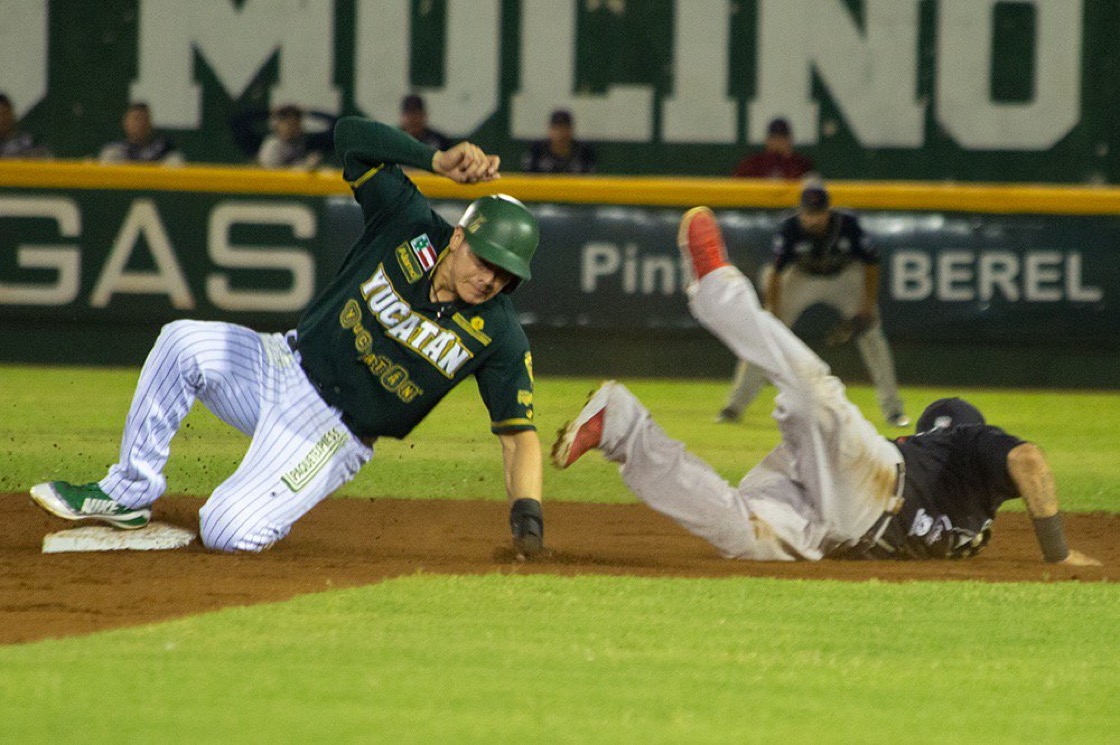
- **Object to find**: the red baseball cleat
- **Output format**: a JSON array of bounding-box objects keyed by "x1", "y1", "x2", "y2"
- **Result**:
[
  {"x1": 551, "y1": 380, "x2": 616, "y2": 469},
  {"x1": 677, "y1": 206, "x2": 731, "y2": 280}
]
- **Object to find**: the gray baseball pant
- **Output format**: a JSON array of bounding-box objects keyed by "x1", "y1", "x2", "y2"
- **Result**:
[
  {"x1": 596, "y1": 266, "x2": 903, "y2": 560},
  {"x1": 724, "y1": 263, "x2": 904, "y2": 420}
]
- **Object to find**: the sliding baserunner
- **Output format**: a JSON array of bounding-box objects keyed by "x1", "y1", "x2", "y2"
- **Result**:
[
  {"x1": 32, "y1": 116, "x2": 548, "y2": 558},
  {"x1": 552, "y1": 207, "x2": 1099, "y2": 565}
]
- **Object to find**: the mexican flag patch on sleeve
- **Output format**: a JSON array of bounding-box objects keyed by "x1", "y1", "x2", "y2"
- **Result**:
[{"x1": 410, "y1": 234, "x2": 437, "y2": 270}]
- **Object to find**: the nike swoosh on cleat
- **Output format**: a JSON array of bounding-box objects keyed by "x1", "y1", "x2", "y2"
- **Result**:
[{"x1": 81, "y1": 498, "x2": 121, "y2": 515}]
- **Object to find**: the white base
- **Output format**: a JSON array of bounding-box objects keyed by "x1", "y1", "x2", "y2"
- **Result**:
[{"x1": 42, "y1": 522, "x2": 196, "y2": 554}]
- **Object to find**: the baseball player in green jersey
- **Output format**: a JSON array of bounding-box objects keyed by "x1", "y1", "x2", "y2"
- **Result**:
[{"x1": 31, "y1": 116, "x2": 548, "y2": 558}]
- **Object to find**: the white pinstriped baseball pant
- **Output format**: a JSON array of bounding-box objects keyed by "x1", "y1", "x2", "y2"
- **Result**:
[
  {"x1": 597, "y1": 267, "x2": 903, "y2": 560},
  {"x1": 99, "y1": 320, "x2": 372, "y2": 551}
]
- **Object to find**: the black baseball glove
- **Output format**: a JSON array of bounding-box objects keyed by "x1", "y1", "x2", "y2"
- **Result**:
[{"x1": 825, "y1": 314, "x2": 874, "y2": 347}]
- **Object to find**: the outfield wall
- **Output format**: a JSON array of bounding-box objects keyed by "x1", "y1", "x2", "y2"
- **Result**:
[
  {"x1": 8, "y1": 1, "x2": 1120, "y2": 182},
  {"x1": 1, "y1": 162, "x2": 1117, "y2": 387}
]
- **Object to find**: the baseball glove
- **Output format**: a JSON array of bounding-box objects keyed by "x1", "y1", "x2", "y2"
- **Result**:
[{"x1": 825, "y1": 315, "x2": 873, "y2": 347}]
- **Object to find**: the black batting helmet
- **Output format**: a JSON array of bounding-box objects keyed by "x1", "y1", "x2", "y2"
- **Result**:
[{"x1": 915, "y1": 397, "x2": 986, "y2": 434}]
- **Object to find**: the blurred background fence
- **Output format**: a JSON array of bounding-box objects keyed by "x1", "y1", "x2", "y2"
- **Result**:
[
  {"x1": 1, "y1": 1, "x2": 1117, "y2": 386},
  {"x1": 2, "y1": 163, "x2": 1117, "y2": 386},
  {"x1": 5, "y1": 0, "x2": 1119, "y2": 181}
]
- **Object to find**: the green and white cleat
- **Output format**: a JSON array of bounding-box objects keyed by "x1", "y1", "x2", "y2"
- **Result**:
[{"x1": 30, "y1": 481, "x2": 151, "y2": 530}]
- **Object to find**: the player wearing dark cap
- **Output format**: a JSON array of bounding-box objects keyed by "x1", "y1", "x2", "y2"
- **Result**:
[
  {"x1": 913, "y1": 397, "x2": 985, "y2": 433},
  {"x1": 733, "y1": 117, "x2": 814, "y2": 179},
  {"x1": 398, "y1": 93, "x2": 453, "y2": 151},
  {"x1": 717, "y1": 180, "x2": 908, "y2": 427},
  {"x1": 0, "y1": 93, "x2": 50, "y2": 158},
  {"x1": 99, "y1": 102, "x2": 183, "y2": 164},
  {"x1": 256, "y1": 103, "x2": 330, "y2": 170},
  {"x1": 841, "y1": 397, "x2": 1006, "y2": 559},
  {"x1": 552, "y1": 208, "x2": 1100, "y2": 567},
  {"x1": 521, "y1": 108, "x2": 597, "y2": 173}
]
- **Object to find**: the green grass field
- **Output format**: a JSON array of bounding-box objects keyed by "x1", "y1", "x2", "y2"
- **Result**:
[
  {"x1": 1, "y1": 365, "x2": 1118, "y2": 743},
  {"x1": 3, "y1": 366, "x2": 1117, "y2": 509},
  {"x1": 2, "y1": 577, "x2": 1116, "y2": 743}
]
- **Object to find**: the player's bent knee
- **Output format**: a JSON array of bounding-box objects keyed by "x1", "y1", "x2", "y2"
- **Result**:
[
  {"x1": 158, "y1": 318, "x2": 204, "y2": 346},
  {"x1": 198, "y1": 504, "x2": 288, "y2": 553},
  {"x1": 155, "y1": 319, "x2": 212, "y2": 364},
  {"x1": 199, "y1": 521, "x2": 285, "y2": 553},
  {"x1": 774, "y1": 371, "x2": 848, "y2": 427}
]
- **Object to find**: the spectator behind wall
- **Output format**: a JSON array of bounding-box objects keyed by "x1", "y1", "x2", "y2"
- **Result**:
[
  {"x1": 99, "y1": 102, "x2": 183, "y2": 165},
  {"x1": 230, "y1": 106, "x2": 336, "y2": 166},
  {"x1": 733, "y1": 117, "x2": 813, "y2": 179},
  {"x1": 522, "y1": 109, "x2": 596, "y2": 174},
  {"x1": 0, "y1": 93, "x2": 51, "y2": 158},
  {"x1": 257, "y1": 104, "x2": 332, "y2": 170},
  {"x1": 398, "y1": 94, "x2": 453, "y2": 151}
]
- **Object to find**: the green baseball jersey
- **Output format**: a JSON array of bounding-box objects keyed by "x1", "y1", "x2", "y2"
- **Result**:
[{"x1": 295, "y1": 118, "x2": 535, "y2": 440}]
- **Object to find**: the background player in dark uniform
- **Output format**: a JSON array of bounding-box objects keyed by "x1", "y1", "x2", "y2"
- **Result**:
[
  {"x1": 521, "y1": 109, "x2": 596, "y2": 174},
  {"x1": 398, "y1": 94, "x2": 453, "y2": 151},
  {"x1": 718, "y1": 181, "x2": 908, "y2": 427},
  {"x1": 31, "y1": 116, "x2": 548, "y2": 559},
  {"x1": 98, "y1": 102, "x2": 183, "y2": 164},
  {"x1": 732, "y1": 117, "x2": 814, "y2": 179},
  {"x1": 255, "y1": 104, "x2": 334, "y2": 170},
  {"x1": 229, "y1": 105, "x2": 337, "y2": 166},
  {"x1": 553, "y1": 207, "x2": 1099, "y2": 567},
  {"x1": 0, "y1": 92, "x2": 51, "y2": 158}
]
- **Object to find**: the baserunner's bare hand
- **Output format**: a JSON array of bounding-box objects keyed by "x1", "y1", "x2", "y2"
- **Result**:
[
  {"x1": 1059, "y1": 548, "x2": 1102, "y2": 567},
  {"x1": 432, "y1": 142, "x2": 501, "y2": 184}
]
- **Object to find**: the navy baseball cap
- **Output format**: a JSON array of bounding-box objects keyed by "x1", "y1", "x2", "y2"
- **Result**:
[
  {"x1": 915, "y1": 397, "x2": 986, "y2": 434},
  {"x1": 550, "y1": 109, "x2": 573, "y2": 126},
  {"x1": 401, "y1": 94, "x2": 426, "y2": 113},
  {"x1": 272, "y1": 103, "x2": 303, "y2": 120},
  {"x1": 800, "y1": 184, "x2": 830, "y2": 212},
  {"x1": 767, "y1": 117, "x2": 792, "y2": 137}
]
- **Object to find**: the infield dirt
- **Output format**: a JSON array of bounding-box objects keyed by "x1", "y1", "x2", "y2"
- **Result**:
[{"x1": 2, "y1": 493, "x2": 1115, "y2": 645}]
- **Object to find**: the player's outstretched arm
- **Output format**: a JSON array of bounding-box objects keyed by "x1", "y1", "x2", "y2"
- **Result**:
[
  {"x1": 1007, "y1": 443, "x2": 1102, "y2": 566},
  {"x1": 334, "y1": 115, "x2": 439, "y2": 175},
  {"x1": 499, "y1": 430, "x2": 547, "y2": 560},
  {"x1": 432, "y1": 141, "x2": 500, "y2": 184}
]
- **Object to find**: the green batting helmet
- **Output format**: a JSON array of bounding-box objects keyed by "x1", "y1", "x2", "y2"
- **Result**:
[{"x1": 457, "y1": 194, "x2": 539, "y2": 291}]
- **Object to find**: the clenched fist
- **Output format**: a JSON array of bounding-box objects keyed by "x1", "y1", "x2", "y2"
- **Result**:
[{"x1": 432, "y1": 141, "x2": 501, "y2": 184}]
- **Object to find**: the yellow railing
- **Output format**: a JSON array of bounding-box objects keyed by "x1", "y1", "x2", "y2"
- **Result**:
[{"x1": 2, "y1": 159, "x2": 1118, "y2": 215}]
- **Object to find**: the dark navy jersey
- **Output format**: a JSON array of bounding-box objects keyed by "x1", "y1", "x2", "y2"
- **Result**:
[
  {"x1": 521, "y1": 140, "x2": 596, "y2": 174},
  {"x1": 859, "y1": 425, "x2": 1025, "y2": 559},
  {"x1": 101, "y1": 137, "x2": 178, "y2": 162},
  {"x1": 411, "y1": 126, "x2": 453, "y2": 151},
  {"x1": 773, "y1": 210, "x2": 877, "y2": 275},
  {"x1": 0, "y1": 131, "x2": 42, "y2": 158}
]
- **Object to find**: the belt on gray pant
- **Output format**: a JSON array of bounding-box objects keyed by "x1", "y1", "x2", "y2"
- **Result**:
[{"x1": 852, "y1": 461, "x2": 906, "y2": 556}]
